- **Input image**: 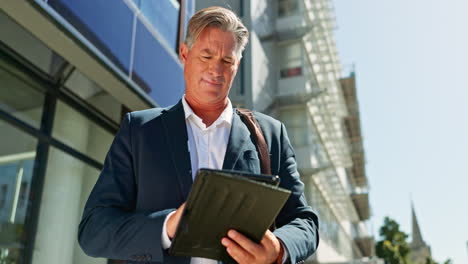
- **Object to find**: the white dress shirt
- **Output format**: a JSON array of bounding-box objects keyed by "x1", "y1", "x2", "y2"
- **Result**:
[{"x1": 161, "y1": 96, "x2": 233, "y2": 264}]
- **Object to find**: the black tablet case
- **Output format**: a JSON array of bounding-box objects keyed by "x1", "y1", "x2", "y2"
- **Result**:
[{"x1": 169, "y1": 169, "x2": 291, "y2": 263}]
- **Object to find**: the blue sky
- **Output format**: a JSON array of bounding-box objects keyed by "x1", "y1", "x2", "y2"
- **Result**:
[{"x1": 334, "y1": 0, "x2": 468, "y2": 263}]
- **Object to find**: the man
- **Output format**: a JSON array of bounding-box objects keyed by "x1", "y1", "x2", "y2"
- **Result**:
[{"x1": 78, "y1": 6, "x2": 318, "y2": 264}]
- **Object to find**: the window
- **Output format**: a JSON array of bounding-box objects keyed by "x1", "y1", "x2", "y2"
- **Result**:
[
  {"x1": 52, "y1": 101, "x2": 114, "y2": 164},
  {"x1": 0, "y1": 184, "x2": 7, "y2": 209},
  {"x1": 0, "y1": 120, "x2": 37, "y2": 264},
  {"x1": 0, "y1": 65, "x2": 45, "y2": 129},
  {"x1": 133, "y1": 0, "x2": 180, "y2": 50},
  {"x1": 64, "y1": 68, "x2": 123, "y2": 124},
  {"x1": 0, "y1": 11, "x2": 66, "y2": 77},
  {"x1": 279, "y1": 42, "x2": 303, "y2": 78},
  {"x1": 278, "y1": 0, "x2": 300, "y2": 17}
]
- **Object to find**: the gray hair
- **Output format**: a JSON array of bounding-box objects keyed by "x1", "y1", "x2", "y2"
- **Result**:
[{"x1": 185, "y1": 6, "x2": 249, "y2": 57}]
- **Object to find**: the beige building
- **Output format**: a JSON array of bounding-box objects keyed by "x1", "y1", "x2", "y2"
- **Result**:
[{"x1": 195, "y1": 0, "x2": 378, "y2": 263}]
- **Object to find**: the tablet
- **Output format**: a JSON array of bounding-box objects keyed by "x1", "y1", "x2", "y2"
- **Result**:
[{"x1": 169, "y1": 169, "x2": 290, "y2": 263}]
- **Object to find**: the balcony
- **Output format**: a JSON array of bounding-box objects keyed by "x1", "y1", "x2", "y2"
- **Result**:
[
  {"x1": 276, "y1": 0, "x2": 314, "y2": 40},
  {"x1": 294, "y1": 143, "x2": 326, "y2": 176},
  {"x1": 277, "y1": 75, "x2": 322, "y2": 105},
  {"x1": 350, "y1": 221, "x2": 374, "y2": 258},
  {"x1": 354, "y1": 236, "x2": 375, "y2": 257},
  {"x1": 276, "y1": 15, "x2": 311, "y2": 40},
  {"x1": 277, "y1": 41, "x2": 322, "y2": 106},
  {"x1": 351, "y1": 192, "x2": 370, "y2": 221}
]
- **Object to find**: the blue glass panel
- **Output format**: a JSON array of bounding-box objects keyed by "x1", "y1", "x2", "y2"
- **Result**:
[
  {"x1": 132, "y1": 20, "x2": 184, "y2": 107},
  {"x1": 184, "y1": 11, "x2": 191, "y2": 39},
  {"x1": 183, "y1": 0, "x2": 195, "y2": 42},
  {"x1": 47, "y1": 0, "x2": 133, "y2": 74},
  {"x1": 186, "y1": 0, "x2": 195, "y2": 15},
  {"x1": 138, "y1": 0, "x2": 179, "y2": 50}
]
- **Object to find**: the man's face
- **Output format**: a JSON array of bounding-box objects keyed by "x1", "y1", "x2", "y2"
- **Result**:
[{"x1": 180, "y1": 26, "x2": 240, "y2": 107}]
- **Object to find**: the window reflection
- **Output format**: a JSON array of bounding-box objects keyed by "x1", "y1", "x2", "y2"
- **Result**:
[
  {"x1": 64, "y1": 68, "x2": 123, "y2": 124},
  {"x1": 0, "y1": 11, "x2": 66, "y2": 78},
  {"x1": 134, "y1": 0, "x2": 180, "y2": 49},
  {"x1": 0, "y1": 65, "x2": 44, "y2": 129},
  {"x1": 52, "y1": 101, "x2": 114, "y2": 164},
  {"x1": 0, "y1": 120, "x2": 37, "y2": 264}
]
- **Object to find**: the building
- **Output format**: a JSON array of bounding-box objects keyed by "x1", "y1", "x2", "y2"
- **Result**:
[
  {"x1": 1, "y1": 1, "x2": 376, "y2": 264},
  {"x1": 194, "y1": 0, "x2": 375, "y2": 263},
  {"x1": 409, "y1": 203, "x2": 432, "y2": 264},
  {"x1": 0, "y1": 1, "x2": 194, "y2": 264}
]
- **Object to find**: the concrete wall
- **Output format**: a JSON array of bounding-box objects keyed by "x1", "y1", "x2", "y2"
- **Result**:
[
  {"x1": 251, "y1": 33, "x2": 275, "y2": 112},
  {"x1": 251, "y1": 0, "x2": 275, "y2": 38}
]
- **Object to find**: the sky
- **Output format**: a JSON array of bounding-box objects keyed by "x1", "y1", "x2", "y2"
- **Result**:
[{"x1": 333, "y1": 0, "x2": 468, "y2": 263}]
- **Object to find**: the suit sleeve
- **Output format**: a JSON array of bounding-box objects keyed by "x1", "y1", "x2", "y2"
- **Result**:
[
  {"x1": 78, "y1": 113, "x2": 174, "y2": 263},
  {"x1": 273, "y1": 123, "x2": 320, "y2": 264}
]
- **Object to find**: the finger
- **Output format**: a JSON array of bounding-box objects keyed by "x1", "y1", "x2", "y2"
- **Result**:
[
  {"x1": 173, "y1": 203, "x2": 186, "y2": 221},
  {"x1": 227, "y1": 230, "x2": 262, "y2": 255},
  {"x1": 222, "y1": 237, "x2": 254, "y2": 264},
  {"x1": 173, "y1": 203, "x2": 186, "y2": 223},
  {"x1": 177, "y1": 203, "x2": 186, "y2": 214},
  {"x1": 260, "y1": 230, "x2": 273, "y2": 243},
  {"x1": 260, "y1": 230, "x2": 276, "y2": 248},
  {"x1": 260, "y1": 230, "x2": 282, "y2": 262}
]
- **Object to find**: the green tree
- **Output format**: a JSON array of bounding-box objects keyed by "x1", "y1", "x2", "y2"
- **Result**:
[
  {"x1": 375, "y1": 216, "x2": 411, "y2": 264},
  {"x1": 425, "y1": 257, "x2": 437, "y2": 264},
  {"x1": 425, "y1": 257, "x2": 452, "y2": 264}
]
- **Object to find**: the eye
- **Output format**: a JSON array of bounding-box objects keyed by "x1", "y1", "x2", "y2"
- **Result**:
[{"x1": 223, "y1": 59, "x2": 233, "y2": 64}]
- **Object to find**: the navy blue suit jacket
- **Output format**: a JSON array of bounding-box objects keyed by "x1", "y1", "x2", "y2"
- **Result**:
[{"x1": 78, "y1": 100, "x2": 319, "y2": 263}]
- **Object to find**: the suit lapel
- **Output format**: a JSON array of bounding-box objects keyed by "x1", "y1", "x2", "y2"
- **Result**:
[
  {"x1": 161, "y1": 100, "x2": 192, "y2": 201},
  {"x1": 223, "y1": 109, "x2": 253, "y2": 170}
]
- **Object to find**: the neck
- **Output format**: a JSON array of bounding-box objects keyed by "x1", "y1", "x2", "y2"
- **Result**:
[{"x1": 185, "y1": 96, "x2": 228, "y2": 127}]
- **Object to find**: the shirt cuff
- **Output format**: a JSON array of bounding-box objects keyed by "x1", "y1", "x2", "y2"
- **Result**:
[
  {"x1": 280, "y1": 240, "x2": 289, "y2": 263},
  {"x1": 161, "y1": 211, "x2": 177, "y2": 250}
]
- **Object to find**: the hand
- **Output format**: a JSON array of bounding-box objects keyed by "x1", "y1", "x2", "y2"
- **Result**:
[
  {"x1": 221, "y1": 229, "x2": 284, "y2": 264},
  {"x1": 166, "y1": 203, "x2": 186, "y2": 239}
]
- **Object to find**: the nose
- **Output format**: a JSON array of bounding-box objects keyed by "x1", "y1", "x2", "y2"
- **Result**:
[{"x1": 208, "y1": 61, "x2": 222, "y2": 77}]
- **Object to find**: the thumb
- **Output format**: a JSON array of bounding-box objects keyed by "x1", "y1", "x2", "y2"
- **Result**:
[{"x1": 167, "y1": 203, "x2": 186, "y2": 239}]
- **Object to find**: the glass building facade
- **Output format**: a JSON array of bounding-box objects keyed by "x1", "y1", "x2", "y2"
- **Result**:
[{"x1": 0, "y1": 1, "x2": 194, "y2": 263}]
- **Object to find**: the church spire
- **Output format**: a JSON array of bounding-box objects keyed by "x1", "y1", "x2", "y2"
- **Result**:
[{"x1": 411, "y1": 201, "x2": 425, "y2": 246}]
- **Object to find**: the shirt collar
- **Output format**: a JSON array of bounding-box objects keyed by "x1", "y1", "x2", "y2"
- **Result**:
[{"x1": 182, "y1": 95, "x2": 233, "y2": 129}]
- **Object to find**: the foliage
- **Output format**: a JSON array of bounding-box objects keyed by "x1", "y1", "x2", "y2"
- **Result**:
[
  {"x1": 375, "y1": 216, "x2": 411, "y2": 264},
  {"x1": 375, "y1": 217, "x2": 453, "y2": 264},
  {"x1": 426, "y1": 257, "x2": 452, "y2": 264}
]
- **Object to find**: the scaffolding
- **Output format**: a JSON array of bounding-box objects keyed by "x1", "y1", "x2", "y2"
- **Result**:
[
  {"x1": 272, "y1": 0, "x2": 372, "y2": 254},
  {"x1": 298, "y1": 0, "x2": 360, "y2": 223}
]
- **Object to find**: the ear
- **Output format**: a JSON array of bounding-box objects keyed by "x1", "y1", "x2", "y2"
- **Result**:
[{"x1": 180, "y1": 43, "x2": 189, "y2": 64}]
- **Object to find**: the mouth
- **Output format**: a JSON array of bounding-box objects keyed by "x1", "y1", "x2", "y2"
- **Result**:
[{"x1": 202, "y1": 78, "x2": 223, "y2": 86}]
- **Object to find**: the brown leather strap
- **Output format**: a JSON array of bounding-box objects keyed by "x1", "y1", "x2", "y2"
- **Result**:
[
  {"x1": 237, "y1": 108, "x2": 276, "y2": 231},
  {"x1": 237, "y1": 108, "x2": 271, "y2": 175},
  {"x1": 237, "y1": 108, "x2": 278, "y2": 231}
]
